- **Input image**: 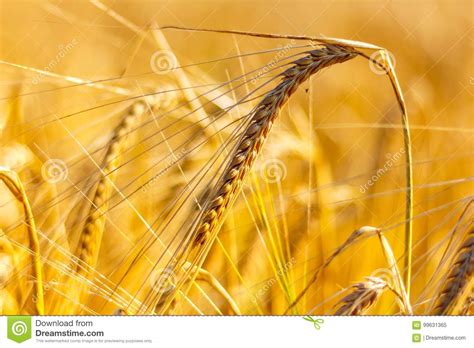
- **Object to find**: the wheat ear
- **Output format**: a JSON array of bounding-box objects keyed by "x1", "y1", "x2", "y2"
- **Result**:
[
  {"x1": 75, "y1": 101, "x2": 145, "y2": 276},
  {"x1": 192, "y1": 44, "x2": 357, "y2": 247},
  {"x1": 0, "y1": 167, "x2": 44, "y2": 314},
  {"x1": 334, "y1": 277, "x2": 388, "y2": 315},
  {"x1": 434, "y1": 226, "x2": 473, "y2": 315}
]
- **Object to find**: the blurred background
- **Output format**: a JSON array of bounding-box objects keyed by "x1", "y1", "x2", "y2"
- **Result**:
[{"x1": 0, "y1": 0, "x2": 472, "y2": 315}]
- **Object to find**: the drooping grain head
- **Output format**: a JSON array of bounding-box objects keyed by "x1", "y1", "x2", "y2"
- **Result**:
[
  {"x1": 334, "y1": 277, "x2": 388, "y2": 315},
  {"x1": 434, "y1": 227, "x2": 474, "y2": 315}
]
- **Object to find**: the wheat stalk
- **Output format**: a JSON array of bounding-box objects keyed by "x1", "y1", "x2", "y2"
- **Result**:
[
  {"x1": 377, "y1": 231, "x2": 413, "y2": 314},
  {"x1": 334, "y1": 277, "x2": 388, "y2": 315},
  {"x1": 0, "y1": 167, "x2": 44, "y2": 314},
  {"x1": 434, "y1": 226, "x2": 473, "y2": 315},
  {"x1": 183, "y1": 262, "x2": 241, "y2": 315}
]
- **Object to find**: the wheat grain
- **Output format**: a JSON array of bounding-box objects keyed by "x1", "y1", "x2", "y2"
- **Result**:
[{"x1": 459, "y1": 294, "x2": 473, "y2": 315}]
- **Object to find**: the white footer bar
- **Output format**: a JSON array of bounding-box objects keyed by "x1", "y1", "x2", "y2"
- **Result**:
[{"x1": 1, "y1": 316, "x2": 472, "y2": 347}]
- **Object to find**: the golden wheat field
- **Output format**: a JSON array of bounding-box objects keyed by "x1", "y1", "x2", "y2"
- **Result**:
[{"x1": 0, "y1": 0, "x2": 472, "y2": 316}]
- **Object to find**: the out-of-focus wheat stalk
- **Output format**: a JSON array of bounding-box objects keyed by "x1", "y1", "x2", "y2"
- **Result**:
[
  {"x1": 75, "y1": 101, "x2": 145, "y2": 277},
  {"x1": 0, "y1": 167, "x2": 44, "y2": 314},
  {"x1": 54, "y1": 101, "x2": 146, "y2": 313}
]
